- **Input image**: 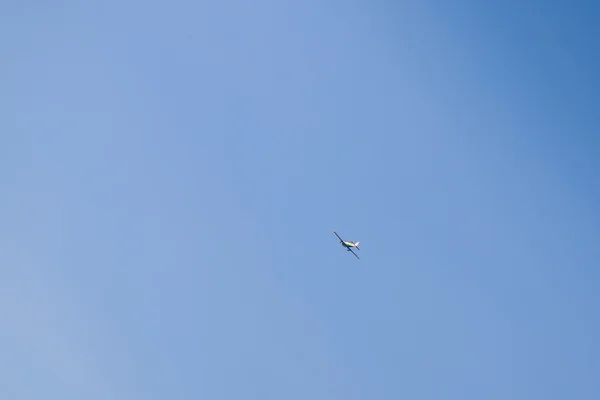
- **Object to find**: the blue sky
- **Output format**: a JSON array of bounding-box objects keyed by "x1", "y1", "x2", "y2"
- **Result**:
[{"x1": 2, "y1": 0, "x2": 599, "y2": 398}]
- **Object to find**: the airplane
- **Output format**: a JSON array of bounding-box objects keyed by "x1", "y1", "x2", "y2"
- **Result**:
[{"x1": 333, "y1": 231, "x2": 360, "y2": 259}]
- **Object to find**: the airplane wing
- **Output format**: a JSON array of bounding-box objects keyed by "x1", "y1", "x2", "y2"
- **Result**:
[
  {"x1": 348, "y1": 248, "x2": 360, "y2": 259},
  {"x1": 333, "y1": 231, "x2": 344, "y2": 242}
]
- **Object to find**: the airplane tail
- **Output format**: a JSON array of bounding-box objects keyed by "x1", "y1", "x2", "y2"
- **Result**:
[{"x1": 355, "y1": 241, "x2": 360, "y2": 246}]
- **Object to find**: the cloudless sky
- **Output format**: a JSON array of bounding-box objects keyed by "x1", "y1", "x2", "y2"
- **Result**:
[{"x1": 2, "y1": 1, "x2": 599, "y2": 399}]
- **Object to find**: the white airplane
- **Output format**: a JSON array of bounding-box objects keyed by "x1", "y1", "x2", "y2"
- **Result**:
[{"x1": 333, "y1": 231, "x2": 360, "y2": 259}]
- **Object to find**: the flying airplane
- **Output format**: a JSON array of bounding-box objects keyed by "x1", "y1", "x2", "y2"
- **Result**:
[{"x1": 333, "y1": 231, "x2": 360, "y2": 259}]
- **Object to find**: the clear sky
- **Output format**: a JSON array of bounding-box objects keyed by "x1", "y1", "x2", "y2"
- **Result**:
[{"x1": 2, "y1": 1, "x2": 599, "y2": 399}]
